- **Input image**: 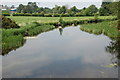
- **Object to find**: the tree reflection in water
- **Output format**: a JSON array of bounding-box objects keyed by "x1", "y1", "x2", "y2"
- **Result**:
[
  {"x1": 106, "y1": 19, "x2": 120, "y2": 68},
  {"x1": 106, "y1": 38, "x2": 120, "y2": 68}
]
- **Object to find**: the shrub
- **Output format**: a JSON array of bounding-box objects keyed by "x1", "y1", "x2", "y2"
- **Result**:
[{"x1": 1, "y1": 16, "x2": 20, "y2": 29}]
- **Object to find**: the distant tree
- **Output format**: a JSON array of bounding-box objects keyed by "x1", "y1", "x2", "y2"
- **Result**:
[
  {"x1": 52, "y1": 5, "x2": 61, "y2": 14},
  {"x1": 36, "y1": 7, "x2": 44, "y2": 13},
  {"x1": 108, "y1": 2, "x2": 119, "y2": 16},
  {"x1": 27, "y1": 2, "x2": 38, "y2": 13},
  {"x1": 59, "y1": 6, "x2": 67, "y2": 14},
  {"x1": 17, "y1": 4, "x2": 25, "y2": 13},
  {"x1": 25, "y1": 5, "x2": 33, "y2": 13},
  {"x1": 44, "y1": 7, "x2": 52, "y2": 13},
  {"x1": 80, "y1": 7, "x2": 86, "y2": 16},
  {"x1": 84, "y1": 5, "x2": 98, "y2": 16},
  {"x1": 17, "y1": 2, "x2": 38, "y2": 13},
  {"x1": 99, "y1": 1, "x2": 112, "y2": 16},
  {"x1": 11, "y1": 5, "x2": 15, "y2": 8},
  {"x1": 69, "y1": 6, "x2": 79, "y2": 14}
]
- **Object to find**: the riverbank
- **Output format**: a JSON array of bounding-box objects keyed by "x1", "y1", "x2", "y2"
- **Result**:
[
  {"x1": 80, "y1": 20, "x2": 120, "y2": 38},
  {"x1": 1, "y1": 16, "x2": 119, "y2": 55},
  {"x1": 2, "y1": 23, "x2": 55, "y2": 55}
]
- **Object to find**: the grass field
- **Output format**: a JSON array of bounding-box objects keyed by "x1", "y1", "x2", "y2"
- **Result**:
[{"x1": 7, "y1": 16, "x2": 116, "y2": 26}]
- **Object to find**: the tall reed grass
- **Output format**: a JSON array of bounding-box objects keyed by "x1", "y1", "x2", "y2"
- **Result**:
[{"x1": 80, "y1": 21, "x2": 119, "y2": 38}]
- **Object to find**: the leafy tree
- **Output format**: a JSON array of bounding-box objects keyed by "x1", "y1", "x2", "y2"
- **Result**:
[
  {"x1": 11, "y1": 5, "x2": 15, "y2": 8},
  {"x1": 59, "y1": 6, "x2": 67, "y2": 14},
  {"x1": 27, "y1": 2, "x2": 38, "y2": 13},
  {"x1": 26, "y1": 5, "x2": 33, "y2": 13},
  {"x1": 84, "y1": 5, "x2": 98, "y2": 16},
  {"x1": 69, "y1": 6, "x2": 79, "y2": 14},
  {"x1": 44, "y1": 7, "x2": 52, "y2": 13},
  {"x1": 99, "y1": 1, "x2": 112, "y2": 16},
  {"x1": 36, "y1": 7, "x2": 44, "y2": 13},
  {"x1": 108, "y1": 2, "x2": 119, "y2": 16},
  {"x1": 17, "y1": 4, "x2": 25, "y2": 13},
  {"x1": 17, "y1": 2, "x2": 38, "y2": 13},
  {"x1": 52, "y1": 5, "x2": 61, "y2": 13}
]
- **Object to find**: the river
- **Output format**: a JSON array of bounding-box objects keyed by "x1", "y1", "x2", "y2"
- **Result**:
[{"x1": 2, "y1": 25, "x2": 118, "y2": 78}]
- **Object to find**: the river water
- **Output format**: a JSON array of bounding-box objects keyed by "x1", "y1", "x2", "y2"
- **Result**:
[{"x1": 2, "y1": 26, "x2": 118, "y2": 78}]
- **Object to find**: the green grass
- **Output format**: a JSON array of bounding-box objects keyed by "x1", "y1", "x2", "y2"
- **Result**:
[
  {"x1": 2, "y1": 23, "x2": 55, "y2": 55},
  {"x1": 80, "y1": 20, "x2": 119, "y2": 38},
  {"x1": 7, "y1": 16, "x2": 116, "y2": 26}
]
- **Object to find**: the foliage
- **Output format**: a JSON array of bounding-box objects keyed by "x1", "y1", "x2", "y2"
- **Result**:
[
  {"x1": 2, "y1": 1, "x2": 119, "y2": 17},
  {"x1": 2, "y1": 22, "x2": 55, "y2": 55},
  {"x1": 1, "y1": 16, "x2": 20, "y2": 29},
  {"x1": 80, "y1": 21, "x2": 119, "y2": 37},
  {"x1": 94, "y1": 12, "x2": 99, "y2": 20},
  {"x1": 17, "y1": 2, "x2": 38, "y2": 13},
  {"x1": 99, "y1": 1, "x2": 119, "y2": 16},
  {"x1": 84, "y1": 5, "x2": 98, "y2": 16}
]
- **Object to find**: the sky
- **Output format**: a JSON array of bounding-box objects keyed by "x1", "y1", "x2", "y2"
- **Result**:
[
  {"x1": 0, "y1": 0, "x2": 103, "y2": 9},
  {"x1": 1, "y1": 2, "x2": 102, "y2": 9}
]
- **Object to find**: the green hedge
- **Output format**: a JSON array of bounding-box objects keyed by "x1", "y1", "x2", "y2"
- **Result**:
[
  {"x1": 2, "y1": 13, "x2": 93, "y2": 17},
  {"x1": 2, "y1": 13, "x2": 10, "y2": 16}
]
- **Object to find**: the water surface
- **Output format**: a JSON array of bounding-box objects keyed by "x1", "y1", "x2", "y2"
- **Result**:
[{"x1": 2, "y1": 26, "x2": 118, "y2": 78}]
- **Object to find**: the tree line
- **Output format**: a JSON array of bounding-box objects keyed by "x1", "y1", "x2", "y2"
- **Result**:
[
  {"x1": 16, "y1": 2, "x2": 98, "y2": 16},
  {"x1": 2, "y1": 1, "x2": 119, "y2": 16}
]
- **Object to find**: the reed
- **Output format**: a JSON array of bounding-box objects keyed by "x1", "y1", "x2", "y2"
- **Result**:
[{"x1": 80, "y1": 21, "x2": 119, "y2": 38}]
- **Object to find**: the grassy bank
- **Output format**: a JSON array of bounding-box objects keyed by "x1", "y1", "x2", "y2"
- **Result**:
[
  {"x1": 2, "y1": 23, "x2": 55, "y2": 55},
  {"x1": 80, "y1": 21, "x2": 120, "y2": 38}
]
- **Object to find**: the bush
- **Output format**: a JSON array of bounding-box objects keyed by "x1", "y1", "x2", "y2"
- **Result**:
[
  {"x1": 2, "y1": 13, "x2": 10, "y2": 16},
  {"x1": 44, "y1": 14, "x2": 52, "y2": 17},
  {"x1": 1, "y1": 16, "x2": 20, "y2": 29}
]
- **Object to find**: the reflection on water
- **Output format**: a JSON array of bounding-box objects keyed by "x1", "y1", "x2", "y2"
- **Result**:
[
  {"x1": 2, "y1": 40, "x2": 26, "y2": 56},
  {"x1": 106, "y1": 38, "x2": 120, "y2": 67},
  {"x1": 2, "y1": 26, "x2": 118, "y2": 78},
  {"x1": 59, "y1": 27, "x2": 63, "y2": 35}
]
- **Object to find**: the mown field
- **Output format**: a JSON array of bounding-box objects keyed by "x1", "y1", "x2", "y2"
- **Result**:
[{"x1": 7, "y1": 16, "x2": 116, "y2": 26}]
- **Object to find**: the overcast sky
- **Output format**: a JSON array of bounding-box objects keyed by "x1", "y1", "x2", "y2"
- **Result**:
[
  {"x1": 0, "y1": 0, "x2": 119, "y2": 9},
  {"x1": 1, "y1": 1, "x2": 102, "y2": 9}
]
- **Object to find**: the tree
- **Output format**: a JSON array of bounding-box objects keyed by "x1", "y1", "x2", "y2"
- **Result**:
[
  {"x1": 99, "y1": 1, "x2": 112, "y2": 16},
  {"x1": 11, "y1": 5, "x2": 15, "y2": 8},
  {"x1": 17, "y1": 2, "x2": 38, "y2": 13},
  {"x1": 69, "y1": 6, "x2": 79, "y2": 14},
  {"x1": 27, "y1": 2, "x2": 38, "y2": 13},
  {"x1": 26, "y1": 5, "x2": 33, "y2": 13},
  {"x1": 36, "y1": 7, "x2": 44, "y2": 13},
  {"x1": 59, "y1": 6, "x2": 67, "y2": 14},
  {"x1": 84, "y1": 5, "x2": 98, "y2": 16},
  {"x1": 44, "y1": 7, "x2": 52, "y2": 13},
  {"x1": 105, "y1": 38, "x2": 120, "y2": 67},
  {"x1": 52, "y1": 5, "x2": 61, "y2": 14},
  {"x1": 17, "y1": 4, "x2": 25, "y2": 13},
  {"x1": 108, "y1": 2, "x2": 119, "y2": 16}
]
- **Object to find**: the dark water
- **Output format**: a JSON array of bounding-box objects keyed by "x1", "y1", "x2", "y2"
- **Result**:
[{"x1": 2, "y1": 26, "x2": 118, "y2": 78}]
